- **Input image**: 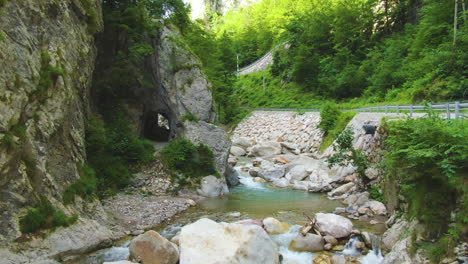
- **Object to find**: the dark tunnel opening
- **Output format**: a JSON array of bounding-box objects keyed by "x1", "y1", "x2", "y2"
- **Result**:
[{"x1": 143, "y1": 112, "x2": 171, "y2": 142}]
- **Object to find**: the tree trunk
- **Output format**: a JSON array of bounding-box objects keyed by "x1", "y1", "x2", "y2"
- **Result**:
[{"x1": 454, "y1": 0, "x2": 459, "y2": 46}]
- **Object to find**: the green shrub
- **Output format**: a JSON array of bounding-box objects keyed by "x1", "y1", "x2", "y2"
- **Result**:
[
  {"x1": 34, "y1": 52, "x2": 64, "y2": 101},
  {"x1": 85, "y1": 114, "x2": 154, "y2": 197},
  {"x1": 1, "y1": 133, "x2": 15, "y2": 150},
  {"x1": 369, "y1": 185, "x2": 384, "y2": 203},
  {"x1": 0, "y1": 0, "x2": 7, "y2": 8},
  {"x1": 384, "y1": 116, "x2": 468, "y2": 239},
  {"x1": 319, "y1": 103, "x2": 341, "y2": 136},
  {"x1": 19, "y1": 198, "x2": 77, "y2": 234},
  {"x1": 161, "y1": 138, "x2": 216, "y2": 187},
  {"x1": 182, "y1": 113, "x2": 200, "y2": 122},
  {"x1": 63, "y1": 164, "x2": 97, "y2": 204},
  {"x1": 318, "y1": 103, "x2": 356, "y2": 151},
  {"x1": 81, "y1": 0, "x2": 100, "y2": 34},
  {"x1": 326, "y1": 128, "x2": 367, "y2": 178}
]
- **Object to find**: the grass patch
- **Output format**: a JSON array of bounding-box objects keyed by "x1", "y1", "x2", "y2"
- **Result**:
[
  {"x1": 34, "y1": 52, "x2": 64, "y2": 101},
  {"x1": 181, "y1": 113, "x2": 200, "y2": 122},
  {"x1": 369, "y1": 185, "x2": 384, "y2": 203},
  {"x1": 161, "y1": 138, "x2": 216, "y2": 188},
  {"x1": 318, "y1": 102, "x2": 356, "y2": 151},
  {"x1": 63, "y1": 164, "x2": 97, "y2": 204},
  {"x1": 80, "y1": 0, "x2": 100, "y2": 34},
  {"x1": 19, "y1": 197, "x2": 77, "y2": 234}
]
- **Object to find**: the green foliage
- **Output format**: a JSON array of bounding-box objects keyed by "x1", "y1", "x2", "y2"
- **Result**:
[
  {"x1": 415, "y1": 235, "x2": 456, "y2": 264},
  {"x1": 63, "y1": 164, "x2": 97, "y2": 204},
  {"x1": 318, "y1": 103, "x2": 341, "y2": 136},
  {"x1": 0, "y1": 0, "x2": 7, "y2": 8},
  {"x1": 34, "y1": 52, "x2": 64, "y2": 101},
  {"x1": 0, "y1": 31, "x2": 5, "y2": 41},
  {"x1": 19, "y1": 197, "x2": 77, "y2": 234},
  {"x1": 220, "y1": 0, "x2": 467, "y2": 106},
  {"x1": 369, "y1": 185, "x2": 384, "y2": 203},
  {"x1": 326, "y1": 129, "x2": 367, "y2": 178},
  {"x1": 85, "y1": 114, "x2": 154, "y2": 197},
  {"x1": 234, "y1": 70, "x2": 323, "y2": 108},
  {"x1": 80, "y1": 0, "x2": 100, "y2": 34},
  {"x1": 318, "y1": 103, "x2": 356, "y2": 151},
  {"x1": 384, "y1": 116, "x2": 468, "y2": 239},
  {"x1": 161, "y1": 138, "x2": 216, "y2": 187},
  {"x1": 181, "y1": 113, "x2": 200, "y2": 122}
]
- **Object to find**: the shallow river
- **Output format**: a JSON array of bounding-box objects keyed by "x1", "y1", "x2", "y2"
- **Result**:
[{"x1": 70, "y1": 161, "x2": 385, "y2": 264}]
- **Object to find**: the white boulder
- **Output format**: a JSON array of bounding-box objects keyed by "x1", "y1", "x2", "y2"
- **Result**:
[
  {"x1": 314, "y1": 213, "x2": 353, "y2": 239},
  {"x1": 230, "y1": 146, "x2": 246, "y2": 157},
  {"x1": 251, "y1": 142, "x2": 282, "y2": 157},
  {"x1": 129, "y1": 230, "x2": 179, "y2": 264},
  {"x1": 179, "y1": 218, "x2": 279, "y2": 264},
  {"x1": 262, "y1": 217, "x2": 290, "y2": 234}
]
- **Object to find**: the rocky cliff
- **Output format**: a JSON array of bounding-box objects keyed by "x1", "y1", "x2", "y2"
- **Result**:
[
  {"x1": 0, "y1": 1, "x2": 230, "y2": 261},
  {"x1": 0, "y1": 0, "x2": 103, "y2": 246}
]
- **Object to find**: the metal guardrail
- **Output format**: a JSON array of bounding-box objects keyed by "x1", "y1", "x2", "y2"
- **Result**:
[{"x1": 241, "y1": 101, "x2": 468, "y2": 119}]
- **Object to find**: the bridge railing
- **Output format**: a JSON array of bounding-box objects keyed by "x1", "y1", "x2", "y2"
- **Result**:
[{"x1": 241, "y1": 101, "x2": 468, "y2": 119}]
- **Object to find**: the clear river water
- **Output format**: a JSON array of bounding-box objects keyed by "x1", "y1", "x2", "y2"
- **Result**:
[{"x1": 70, "y1": 160, "x2": 385, "y2": 264}]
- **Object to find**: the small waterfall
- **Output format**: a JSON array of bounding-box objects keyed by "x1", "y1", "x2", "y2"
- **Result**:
[
  {"x1": 342, "y1": 235, "x2": 363, "y2": 257},
  {"x1": 234, "y1": 163, "x2": 267, "y2": 190},
  {"x1": 360, "y1": 233, "x2": 384, "y2": 264},
  {"x1": 269, "y1": 225, "x2": 315, "y2": 264}
]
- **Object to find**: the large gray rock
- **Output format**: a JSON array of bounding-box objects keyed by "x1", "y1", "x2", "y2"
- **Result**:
[
  {"x1": 382, "y1": 239, "x2": 412, "y2": 264},
  {"x1": 285, "y1": 165, "x2": 310, "y2": 181},
  {"x1": 129, "y1": 230, "x2": 178, "y2": 264},
  {"x1": 182, "y1": 121, "x2": 231, "y2": 177},
  {"x1": 251, "y1": 141, "x2": 282, "y2": 157},
  {"x1": 314, "y1": 213, "x2": 353, "y2": 239},
  {"x1": 290, "y1": 234, "x2": 325, "y2": 252},
  {"x1": 258, "y1": 163, "x2": 285, "y2": 181},
  {"x1": 197, "y1": 176, "x2": 226, "y2": 197},
  {"x1": 382, "y1": 219, "x2": 410, "y2": 251},
  {"x1": 156, "y1": 26, "x2": 215, "y2": 123},
  {"x1": 271, "y1": 178, "x2": 289, "y2": 188},
  {"x1": 225, "y1": 166, "x2": 240, "y2": 186},
  {"x1": 232, "y1": 137, "x2": 252, "y2": 150},
  {"x1": 179, "y1": 218, "x2": 279, "y2": 264},
  {"x1": 362, "y1": 201, "x2": 387, "y2": 216},
  {"x1": 230, "y1": 146, "x2": 246, "y2": 157},
  {"x1": 328, "y1": 182, "x2": 356, "y2": 198}
]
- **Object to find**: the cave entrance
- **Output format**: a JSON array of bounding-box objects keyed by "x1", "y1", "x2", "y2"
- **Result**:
[{"x1": 143, "y1": 112, "x2": 171, "y2": 142}]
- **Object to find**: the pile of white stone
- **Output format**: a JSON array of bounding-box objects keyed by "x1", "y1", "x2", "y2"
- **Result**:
[{"x1": 232, "y1": 111, "x2": 324, "y2": 154}]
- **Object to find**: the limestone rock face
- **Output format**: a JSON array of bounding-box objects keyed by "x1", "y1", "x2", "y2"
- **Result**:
[
  {"x1": 182, "y1": 121, "x2": 231, "y2": 177},
  {"x1": 155, "y1": 26, "x2": 215, "y2": 124},
  {"x1": 129, "y1": 230, "x2": 179, "y2": 264},
  {"x1": 314, "y1": 213, "x2": 353, "y2": 239},
  {"x1": 0, "y1": 0, "x2": 103, "y2": 246},
  {"x1": 179, "y1": 218, "x2": 279, "y2": 264}
]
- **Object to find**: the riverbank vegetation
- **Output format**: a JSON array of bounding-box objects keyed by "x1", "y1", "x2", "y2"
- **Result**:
[
  {"x1": 384, "y1": 115, "x2": 468, "y2": 262},
  {"x1": 215, "y1": 0, "x2": 467, "y2": 107},
  {"x1": 161, "y1": 138, "x2": 217, "y2": 189}
]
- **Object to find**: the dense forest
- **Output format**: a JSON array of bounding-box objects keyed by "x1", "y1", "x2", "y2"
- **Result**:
[{"x1": 209, "y1": 0, "x2": 468, "y2": 108}]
